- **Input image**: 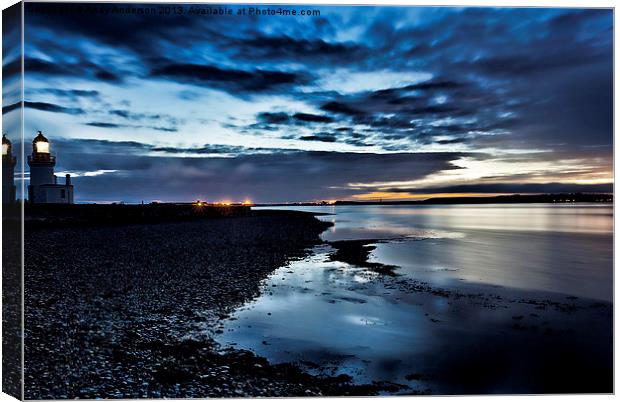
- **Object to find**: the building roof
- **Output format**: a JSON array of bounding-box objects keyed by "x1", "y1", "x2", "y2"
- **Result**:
[
  {"x1": 2, "y1": 134, "x2": 10, "y2": 145},
  {"x1": 32, "y1": 131, "x2": 49, "y2": 144}
]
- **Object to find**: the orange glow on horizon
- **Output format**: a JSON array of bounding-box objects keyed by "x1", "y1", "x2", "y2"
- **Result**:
[{"x1": 350, "y1": 192, "x2": 507, "y2": 201}]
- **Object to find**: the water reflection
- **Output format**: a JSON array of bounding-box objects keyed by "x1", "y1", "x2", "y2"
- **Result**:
[
  {"x1": 217, "y1": 247, "x2": 437, "y2": 388},
  {"x1": 216, "y1": 244, "x2": 612, "y2": 393},
  {"x1": 258, "y1": 204, "x2": 613, "y2": 300},
  {"x1": 217, "y1": 204, "x2": 613, "y2": 393},
  {"x1": 261, "y1": 204, "x2": 613, "y2": 240}
]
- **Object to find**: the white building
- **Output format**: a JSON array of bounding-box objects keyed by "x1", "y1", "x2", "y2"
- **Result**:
[
  {"x1": 27, "y1": 131, "x2": 74, "y2": 204},
  {"x1": 2, "y1": 134, "x2": 17, "y2": 204}
]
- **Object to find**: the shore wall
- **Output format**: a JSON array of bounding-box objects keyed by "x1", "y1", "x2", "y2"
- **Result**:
[{"x1": 25, "y1": 203, "x2": 251, "y2": 228}]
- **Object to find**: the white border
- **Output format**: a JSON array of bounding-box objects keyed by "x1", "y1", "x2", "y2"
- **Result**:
[{"x1": 0, "y1": 1, "x2": 615, "y2": 402}]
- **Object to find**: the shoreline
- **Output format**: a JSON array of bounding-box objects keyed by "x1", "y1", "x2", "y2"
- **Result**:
[
  {"x1": 23, "y1": 210, "x2": 612, "y2": 397},
  {"x1": 218, "y1": 239, "x2": 612, "y2": 394},
  {"x1": 255, "y1": 193, "x2": 613, "y2": 207},
  {"x1": 24, "y1": 210, "x2": 406, "y2": 398}
]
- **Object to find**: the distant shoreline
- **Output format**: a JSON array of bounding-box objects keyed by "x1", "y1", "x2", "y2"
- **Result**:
[
  {"x1": 256, "y1": 193, "x2": 613, "y2": 207},
  {"x1": 6, "y1": 192, "x2": 612, "y2": 211}
]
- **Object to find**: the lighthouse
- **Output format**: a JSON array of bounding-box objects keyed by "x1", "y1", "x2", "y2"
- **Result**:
[
  {"x1": 27, "y1": 131, "x2": 74, "y2": 204},
  {"x1": 2, "y1": 134, "x2": 17, "y2": 204}
]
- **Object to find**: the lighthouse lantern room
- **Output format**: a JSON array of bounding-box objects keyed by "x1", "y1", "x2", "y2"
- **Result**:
[{"x1": 27, "y1": 131, "x2": 74, "y2": 204}]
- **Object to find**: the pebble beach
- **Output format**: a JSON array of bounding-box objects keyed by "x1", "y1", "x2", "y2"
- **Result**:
[{"x1": 24, "y1": 210, "x2": 406, "y2": 398}]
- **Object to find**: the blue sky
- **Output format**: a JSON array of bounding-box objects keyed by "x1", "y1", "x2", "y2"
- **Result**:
[{"x1": 2, "y1": 3, "x2": 613, "y2": 203}]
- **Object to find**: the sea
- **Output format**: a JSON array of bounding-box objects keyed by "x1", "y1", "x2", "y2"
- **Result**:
[{"x1": 213, "y1": 204, "x2": 613, "y2": 393}]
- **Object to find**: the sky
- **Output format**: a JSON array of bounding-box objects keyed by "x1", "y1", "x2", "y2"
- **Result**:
[{"x1": 2, "y1": 3, "x2": 613, "y2": 203}]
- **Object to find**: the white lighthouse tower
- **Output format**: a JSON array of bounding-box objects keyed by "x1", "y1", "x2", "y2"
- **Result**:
[
  {"x1": 27, "y1": 131, "x2": 74, "y2": 204},
  {"x1": 2, "y1": 134, "x2": 17, "y2": 204}
]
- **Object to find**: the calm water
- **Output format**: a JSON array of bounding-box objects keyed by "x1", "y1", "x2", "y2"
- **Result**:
[
  {"x1": 214, "y1": 204, "x2": 613, "y2": 392},
  {"x1": 261, "y1": 203, "x2": 613, "y2": 300}
]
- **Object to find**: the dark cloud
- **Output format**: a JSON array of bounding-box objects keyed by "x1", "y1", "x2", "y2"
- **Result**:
[
  {"x1": 24, "y1": 3, "x2": 201, "y2": 57},
  {"x1": 23, "y1": 5, "x2": 613, "y2": 154},
  {"x1": 56, "y1": 137, "x2": 467, "y2": 202},
  {"x1": 2, "y1": 6, "x2": 21, "y2": 105},
  {"x1": 85, "y1": 122, "x2": 122, "y2": 128},
  {"x1": 25, "y1": 57, "x2": 121, "y2": 83},
  {"x1": 57, "y1": 138, "x2": 290, "y2": 157},
  {"x1": 12, "y1": 101, "x2": 86, "y2": 115},
  {"x1": 229, "y1": 34, "x2": 369, "y2": 65},
  {"x1": 2, "y1": 58, "x2": 20, "y2": 81},
  {"x1": 82, "y1": 121, "x2": 178, "y2": 133},
  {"x1": 150, "y1": 63, "x2": 311, "y2": 93},
  {"x1": 36, "y1": 88, "x2": 100, "y2": 99},
  {"x1": 344, "y1": 138, "x2": 373, "y2": 147},
  {"x1": 285, "y1": 76, "x2": 499, "y2": 150},
  {"x1": 108, "y1": 109, "x2": 179, "y2": 125},
  {"x1": 25, "y1": 58, "x2": 74, "y2": 76},
  {"x1": 88, "y1": 109, "x2": 183, "y2": 132},
  {"x1": 299, "y1": 133, "x2": 338, "y2": 142},
  {"x1": 404, "y1": 80, "x2": 463, "y2": 91},
  {"x1": 292, "y1": 112, "x2": 333, "y2": 123},
  {"x1": 320, "y1": 101, "x2": 363, "y2": 116},
  {"x1": 95, "y1": 70, "x2": 120, "y2": 82},
  {"x1": 151, "y1": 144, "x2": 250, "y2": 155},
  {"x1": 151, "y1": 126, "x2": 178, "y2": 133},
  {"x1": 436, "y1": 138, "x2": 469, "y2": 145},
  {"x1": 256, "y1": 112, "x2": 291, "y2": 125},
  {"x1": 19, "y1": 5, "x2": 612, "y2": 202},
  {"x1": 149, "y1": 143, "x2": 293, "y2": 155},
  {"x1": 407, "y1": 105, "x2": 458, "y2": 115},
  {"x1": 2, "y1": 102, "x2": 20, "y2": 114},
  {"x1": 110, "y1": 110, "x2": 131, "y2": 119},
  {"x1": 255, "y1": 111, "x2": 334, "y2": 127}
]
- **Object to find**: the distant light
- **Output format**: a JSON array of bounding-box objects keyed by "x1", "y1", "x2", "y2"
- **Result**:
[
  {"x1": 35, "y1": 141, "x2": 49, "y2": 154},
  {"x1": 242, "y1": 199, "x2": 253, "y2": 205},
  {"x1": 2, "y1": 143, "x2": 8, "y2": 156}
]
